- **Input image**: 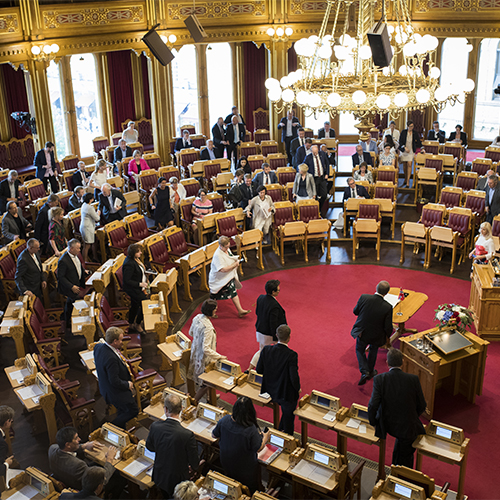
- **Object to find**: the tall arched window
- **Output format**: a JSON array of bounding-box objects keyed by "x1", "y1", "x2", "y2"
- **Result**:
[
  {"x1": 474, "y1": 39, "x2": 500, "y2": 140},
  {"x1": 207, "y1": 43, "x2": 233, "y2": 126},
  {"x1": 171, "y1": 45, "x2": 200, "y2": 135},
  {"x1": 437, "y1": 38, "x2": 470, "y2": 135},
  {"x1": 46, "y1": 61, "x2": 68, "y2": 158},
  {"x1": 339, "y1": 113, "x2": 358, "y2": 135},
  {"x1": 304, "y1": 111, "x2": 329, "y2": 134},
  {"x1": 70, "y1": 54, "x2": 102, "y2": 157}
]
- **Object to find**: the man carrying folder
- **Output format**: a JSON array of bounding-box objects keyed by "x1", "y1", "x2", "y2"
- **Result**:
[{"x1": 98, "y1": 183, "x2": 127, "y2": 224}]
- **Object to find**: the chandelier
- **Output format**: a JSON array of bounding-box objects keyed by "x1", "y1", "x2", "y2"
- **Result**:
[{"x1": 265, "y1": 0, "x2": 475, "y2": 123}]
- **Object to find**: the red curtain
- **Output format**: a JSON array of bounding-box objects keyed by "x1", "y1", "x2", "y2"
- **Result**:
[
  {"x1": 2, "y1": 64, "x2": 30, "y2": 139},
  {"x1": 107, "y1": 50, "x2": 136, "y2": 133},
  {"x1": 141, "y1": 54, "x2": 151, "y2": 119},
  {"x1": 243, "y1": 42, "x2": 267, "y2": 133}
]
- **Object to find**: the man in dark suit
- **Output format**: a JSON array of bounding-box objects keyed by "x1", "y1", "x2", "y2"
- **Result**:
[
  {"x1": 48, "y1": 426, "x2": 116, "y2": 492},
  {"x1": 352, "y1": 145, "x2": 373, "y2": 168},
  {"x1": 252, "y1": 163, "x2": 278, "y2": 190},
  {"x1": 278, "y1": 111, "x2": 300, "y2": 165},
  {"x1": 94, "y1": 327, "x2": 139, "y2": 428},
  {"x1": 146, "y1": 393, "x2": 199, "y2": 498},
  {"x1": 485, "y1": 174, "x2": 500, "y2": 223},
  {"x1": 212, "y1": 117, "x2": 227, "y2": 158},
  {"x1": 57, "y1": 239, "x2": 88, "y2": 328},
  {"x1": 59, "y1": 467, "x2": 106, "y2": 500},
  {"x1": 0, "y1": 406, "x2": 14, "y2": 483},
  {"x1": 448, "y1": 125, "x2": 468, "y2": 147},
  {"x1": 200, "y1": 139, "x2": 218, "y2": 160},
  {"x1": 34, "y1": 141, "x2": 59, "y2": 193},
  {"x1": 113, "y1": 139, "x2": 132, "y2": 166},
  {"x1": 257, "y1": 325, "x2": 300, "y2": 435},
  {"x1": 72, "y1": 161, "x2": 90, "y2": 189},
  {"x1": 34, "y1": 193, "x2": 59, "y2": 256},
  {"x1": 427, "y1": 121, "x2": 446, "y2": 143},
  {"x1": 255, "y1": 280, "x2": 286, "y2": 349},
  {"x1": 291, "y1": 128, "x2": 306, "y2": 167},
  {"x1": 174, "y1": 130, "x2": 193, "y2": 154},
  {"x1": 305, "y1": 145, "x2": 329, "y2": 216},
  {"x1": 318, "y1": 121, "x2": 336, "y2": 139},
  {"x1": 0, "y1": 170, "x2": 22, "y2": 214},
  {"x1": 98, "y1": 183, "x2": 127, "y2": 224},
  {"x1": 351, "y1": 281, "x2": 393, "y2": 385},
  {"x1": 224, "y1": 106, "x2": 245, "y2": 127},
  {"x1": 368, "y1": 348, "x2": 427, "y2": 468},
  {"x1": 343, "y1": 177, "x2": 370, "y2": 202},
  {"x1": 15, "y1": 238, "x2": 47, "y2": 299},
  {"x1": 68, "y1": 186, "x2": 84, "y2": 212},
  {"x1": 477, "y1": 170, "x2": 495, "y2": 192},
  {"x1": 295, "y1": 138, "x2": 312, "y2": 167},
  {"x1": 226, "y1": 115, "x2": 246, "y2": 163},
  {"x1": 239, "y1": 174, "x2": 255, "y2": 209}
]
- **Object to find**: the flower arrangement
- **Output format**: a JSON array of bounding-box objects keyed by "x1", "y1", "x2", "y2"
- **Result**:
[{"x1": 434, "y1": 303, "x2": 474, "y2": 331}]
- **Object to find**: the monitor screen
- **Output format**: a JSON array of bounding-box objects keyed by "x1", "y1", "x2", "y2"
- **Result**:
[
  {"x1": 107, "y1": 431, "x2": 120, "y2": 445},
  {"x1": 31, "y1": 477, "x2": 43, "y2": 492},
  {"x1": 178, "y1": 338, "x2": 186, "y2": 349},
  {"x1": 220, "y1": 363, "x2": 232, "y2": 373},
  {"x1": 213, "y1": 480, "x2": 228, "y2": 495},
  {"x1": 317, "y1": 395, "x2": 330, "y2": 407},
  {"x1": 270, "y1": 435, "x2": 284, "y2": 448},
  {"x1": 144, "y1": 448, "x2": 155, "y2": 461},
  {"x1": 394, "y1": 483, "x2": 412, "y2": 498},
  {"x1": 357, "y1": 408, "x2": 369, "y2": 421},
  {"x1": 254, "y1": 374, "x2": 263, "y2": 384},
  {"x1": 436, "y1": 426, "x2": 452, "y2": 440},
  {"x1": 314, "y1": 451, "x2": 329, "y2": 466},
  {"x1": 204, "y1": 408, "x2": 216, "y2": 421}
]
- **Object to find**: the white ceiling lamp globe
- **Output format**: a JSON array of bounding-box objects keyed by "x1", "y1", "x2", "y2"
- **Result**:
[
  {"x1": 335, "y1": 46, "x2": 349, "y2": 61},
  {"x1": 169, "y1": 34, "x2": 177, "y2": 43},
  {"x1": 276, "y1": 27, "x2": 284, "y2": 37},
  {"x1": 160, "y1": 35, "x2": 168, "y2": 43},
  {"x1": 297, "y1": 91, "x2": 309, "y2": 106},
  {"x1": 403, "y1": 42, "x2": 416, "y2": 57},
  {"x1": 429, "y1": 66, "x2": 441, "y2": 79},
  {"x1": 416, "y1": 88, "x2": 430, "y2": 104},
  {"x1": 426, "y1": 35, "x2": 439, "y2": 51},
  {"x1": 434, "y1": 86, "x2": 447, "y2": 102},
  {"x1": 294, "y1": 39, "x2": 306, "y2": 56},
  {"x1": 382, "y1": 66, "x2": 391, "y2": 76},
  {"x1": 388, "y1": 25, "x2": 395, "y2": 34},
  {"x1": 352, "y1": 90, "x2": 367, "y2": 105},
  {"x1": 51, "y1": 44, "x2": 59, "y2": 53},
  {"x1": 465, "y1": 43, "x2": 473, "y2": 53},
  {"x1": 287, "y1": 72, "x2": 297, "y2": 85},
  {"x1": 267, "y1": 28, "x2": 275, "y2": 37},
  {"x1": 282, "y1": 89, "x2": 295, "y2": 103},
  {"x1": 463, "y1": 78, "x2": 475, "y2": 92},
  {"x1": 394, "y1": 92, "x2": 409, "y2": 107},
  {"x1": 265, "y1": 78, "x2": 280, "y2": 90},
  {"x1": 376, "y1": 94, "x2": 391, "y2": 109},
  {"x1": 318, "y1": 44, "x2": 332, "y2": 59},
  {"x1": 31, "y1": 46, "x2": 41, "y2": 55},
  {"x1": 302, "y1": 39, "x2": 316, "y2": 57},
  {"x1": 399, "y1": 65, "x2": 408, "y2": 76},
  {"x1": 280, "y1": 76, "x2": 290, "y2": 88},
  {"x1": 268, "y1": 88, "x2": 282, "y2": 101},
  {"x1": 43, "y1": 45, "x2": 52, "y2": 54},
  {"x1": 308, "y1": 93, "x2": 322, "y2": 108},
  {"x1": 327, "y1": 92, "x2": 341, "y2": 107},
  {"x1": 285, "y1": 27, "x2": 293, "y2": 37},
  {"x1": 295, "y1": 69, "x2": 303, "y2": 81},
  {"x1": 359, "y1": 45, "x2": 372, "y2": 60}
]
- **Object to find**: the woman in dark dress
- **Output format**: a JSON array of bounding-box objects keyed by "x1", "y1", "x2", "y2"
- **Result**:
[
  {"x1": 149, "y1": 177, "x2": 174, "y2": 229},
  {"x1": 123, "y1": 243, "x2": 149, "y2": 333},
  {"x1": 212, "y1": 396, "x2": 269, "y2": 492}
]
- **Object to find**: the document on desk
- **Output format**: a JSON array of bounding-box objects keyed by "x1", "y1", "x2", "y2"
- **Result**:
[
  {"x1": 359, "y1": 424, "x2": 367, "y2": 434},
  {"x1": 17, "y1": 384, "x2": 43, "y2": 400},
  {"x1": 223, "y1": 376, "x2": 235, "y2": 386},
  {"x1": 9, "y1": 368, "x2": 30, "y2": 383},
  {"x1": 323, "y1": 410, "x2": 337, "y2": 422},
  {"x1": 187, "y1": 419, "x2": 214, "y2": 434},
  {"x1": 123, "y1": 457, "x2": 152, "y2": 477},
  {"x1": 346, "y1": 418, "x2": 361, "y2": 429},
  {"x1": 73, "y1": 316, "x2": 89, "y2": 324},
  {"x1": 73, "y1": 300, "x2": 88, "y2": 310},
  {"x1": 172, "y1": 349, "x2": 183, "y2": 358},
  {"x1": 293, "y1": 460, "x2": 333, "y2": 486},
  {"x1": 2, "y1": 319, "x2": 19, "y2": 327},
  {"x1": 6, "y1": 468, "x2": 23, "y2": 484},
  {"x1": 8, "y1": 484, "x2": 39, "y2": 500},
  {"x1": 81, "y1": 351, "x2": 94, "y2": 361},
  {"x1": 259, "y1": 392, "x2": 271, "y2": 400},
  {"x1": 384, "y1": 293, "x2": 400, "y2": 308}
]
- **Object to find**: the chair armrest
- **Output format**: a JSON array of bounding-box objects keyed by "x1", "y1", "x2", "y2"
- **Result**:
[
  {"x1": 37, "y1": 337, "x2": 61, "y2": 344},
  {"x1": 135, "y1": 370, "x2": 157, "y2": 382},
  {"x1": 70, "y1": 398, "x2": 96, "y2": 410}
]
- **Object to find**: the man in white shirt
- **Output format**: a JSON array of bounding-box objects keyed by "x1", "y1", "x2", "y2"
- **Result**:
[
  {"x1": 278, "y1": 111, "x2": 300, "y2": 165},
  {"x1": 225, "y1": 115, "x2": 245, "y2": 163},
  {"x1": 174, "y1": 130, "x2": 192, "y2": 153},
  {"x1": 15, "y1": 238, "x2": 47, "y2": 299},
  {"x1": 291, "y1": 128, "x2": 306, "y2": 167}
]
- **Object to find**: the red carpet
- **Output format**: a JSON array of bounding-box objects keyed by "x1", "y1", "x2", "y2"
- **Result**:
[{"x1": 182, "y1": 265, "x2": 498, "y2": 499}]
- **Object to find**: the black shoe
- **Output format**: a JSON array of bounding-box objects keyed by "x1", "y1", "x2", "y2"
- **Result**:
[
  {"x1": 368, "y1": 370, "x2": 378, "y2": 379},
  {"x1": 358, "y1": 374, "x2": 369, "y2": 386}
]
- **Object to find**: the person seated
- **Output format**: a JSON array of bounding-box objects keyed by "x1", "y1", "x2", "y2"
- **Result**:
[
  {"x1": 122, "y1": 121, "x2": 139, "y2": 144},
  {"x1": 174, "y1": 481, "x2": 210, "y2": 500},
  {"x1": 360, "y1": 136, "x2": 378, "y2": 153},
  {"x1": 169, "y1": 177, "x2": 186, "y2": 223},
  {"x1": 245, "y1": 185, "x2": 275, "y2": 245},
  {"x1": 72, "y1": 161, "x2": 91, "y2": 189},
  {"x1": 379, "y1": 143, "x2": 397, "y2": 167},
  {"x1": 378, "y1": 133, "x2": 398, "y2": 153},
  {"x1": 382, "y1": 120, "x2": 400, "y2": 144},
  {"x1": 318, "y1": 121, "x2": 336, "y2": 139},
  {"x1": 0, "y1": 170, "x2": 21, "y2": 214},
  {"x1": 68, "y1": 186, "x2": 85, "y2": 212},
  {"x1": 352, "y1": 144, "x2": 373, "y2": 168},
  {"x1": 252, "y1": 163, "x2": 278, "y2": 190},
  {"x1": 237, "y1": 155, "x2": 251, "y2": 175},
  {"x1": 113, "y1": 139, "x2": 133, "y2": 168},
  {"x1": 127, "y1": 150, "x2": 150, "y2": 188},
  {"x1": 59, "y1": 467, "x2": 105, "y2": 500},
  {"x1": 490, "y1": 135, "x2": 500, "y2": 147},
  {"x1": 353, "y1": 162, "x2": 373, "y2": 183},
  {"x1": 427, "y1": 120, "x2": 446, "y2": 143},
  {"x1": 175, "y1": 130, "x2": 192, "y2": 153},
  {"x1": 343, "y1": 177, "x2": 370, "y2": 201},
  {"x1": 448, "y1": 124, "x2": 468, "y2": 147},
  {"x1": 2, "y1": 201, "x2": 31, "y2": 245},
  {"x1": 191, "y1": 189, "x2": 213, "y2": 245},
  {"x1": 200, "y1": 139, "x2": 218, "y2": 160},
  {"x1": 98, "y1": 183, "x2": 127, "y2": 224},
  {"x1": 293, "y1": 163, "x2": 316, "y2": 202},
  {"x1": 469, "y1": 222, "x2": 495, "y2": 267},
  {"x1": 0, "y1": 405, "x2": 15, "y2": 484},
  {"x1": 34, "y1": 194, "x2": 59, "y2": 256},
  {"x1": 232, "y1": 168, "x2": 245, "y2": 186}
]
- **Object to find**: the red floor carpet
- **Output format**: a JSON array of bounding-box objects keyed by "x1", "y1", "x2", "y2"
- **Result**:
[{"x1": 182, "y1": 265, "x2": 498, "y2": 499}]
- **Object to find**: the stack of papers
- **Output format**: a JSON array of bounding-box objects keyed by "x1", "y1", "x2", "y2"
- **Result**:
[
  {"x1": 322, "y1": 410, "x2": 337, "y2": 422},
  {"x1": 9, "y1": 368, "x2": 29, "y2": 384},
  {"x1": 292, "y1": 460, "x2": 333, "y2": 486},
  {"x1": 172, "y1": 349, "x2": 183, "y2": 357},
  {"x1": 223, "y1": 376, "x2": 235, "y2": 386},
  {"x1": 187, "y1": 419, "x2": 214, "y2": 434},
  {"x1": 17, "y1": 385, "x2": 43, "y2": 400},
  {"x1": 8, "y1": 484, "x2": 39, "y2": 500},
  {"x1": 81, "y1": 351, "x2": 94, "y2": 361},
  {"x1": 123, "y1": 457, "x2": 152, "y2": 477},
  {"x1": 384, "y1": 293, "x2": 400, "y2": 308},
  {"x1": 259, "y1": 392, "x2": 271, "y2": 400},
  {"x1": 346, "y1": 418, "x2": 361, "y2": 429},
  {"x1": 73, "y1": 300, "x2": 89, "y2": 310}
]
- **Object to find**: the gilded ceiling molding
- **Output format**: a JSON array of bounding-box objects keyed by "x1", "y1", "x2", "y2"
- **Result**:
[
  {"x1": 167, "y1": 1, "x2": 266, "y2": 21},
  {"x1": 0, "y1": 13, "x2": 20, "y2": 33}
]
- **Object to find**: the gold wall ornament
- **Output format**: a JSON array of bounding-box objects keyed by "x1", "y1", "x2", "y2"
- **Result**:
[
  {"x1": 167, "y1": 1, "x2": 266, "y2": 23},
  {"x1": 0, "y1": 14, "x2": 20, "y2": 33}
]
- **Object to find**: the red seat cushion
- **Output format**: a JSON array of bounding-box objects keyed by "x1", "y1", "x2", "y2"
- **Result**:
[
  {"x1": 168, "y1": 231, "x2": 188, "y2": 256},
  {"x1": 109, "y1": 227, "x2": 129, "y2": 249},
  {"x1": 0, "y1": 253, "x2": 16, "y2": 279},
  {"x1": 129, "y1": 219, "x2": 149, "y2": 240}
]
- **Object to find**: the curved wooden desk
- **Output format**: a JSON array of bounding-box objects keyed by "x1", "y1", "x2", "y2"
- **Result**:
[{"x1": 389, "y1": 287, "x2": 428, "y2": 343}]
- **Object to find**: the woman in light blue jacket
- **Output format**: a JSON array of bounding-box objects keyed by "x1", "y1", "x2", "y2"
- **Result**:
[{"x1": 293, "y1": 163, "x2": 316, "y2": 201}]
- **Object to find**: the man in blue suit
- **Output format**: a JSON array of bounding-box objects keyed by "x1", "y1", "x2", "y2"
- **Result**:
[
  {"x1": 305, "y1": 145, "x2": 330, "y2": 216},
  {"x1": 94, "y1": 327, "x2": 138, "y2": 429},
  {"x1": 295, "y1": 138, "x2": 312, "y2": 168},
  {"x1": 34, "y1": 141, "x2": 58, "y2": 194},
  {"x1": 278, "y1": 111, "x2": 300, "y2": 165},
  {"x1": 351, "y1": 144, "x2": 373, "y2": 168},
  {"x1": 252, "y1": 163, "x2": 278, "y2": 190}
]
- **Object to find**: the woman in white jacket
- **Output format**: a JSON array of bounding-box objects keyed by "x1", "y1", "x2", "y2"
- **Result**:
[{"x1": 80, "y1": 192, "x2": 101, "y2": 262}]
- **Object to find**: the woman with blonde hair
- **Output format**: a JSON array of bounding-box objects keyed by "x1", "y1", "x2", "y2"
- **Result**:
[
  {"x1": 89, "y1": 159, "x2": 108, "y2": 199},
  {"x1": 469, "y1": 221, "x2": 495, "y2": 265},
  {"x1": 48, "y1": 206, "x2": 66, "y2": 257},
  {"x1": 292, "y1": 163, "x2": 316, "y2": 201}
]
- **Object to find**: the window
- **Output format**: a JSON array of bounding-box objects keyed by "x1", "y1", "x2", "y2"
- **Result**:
[
  {"x1": 437, "y1": 38, "x2": 470, "y2": 136},
  {"x1": 473, "y1": 39, "x2": 500, "y2": 140},
  {"x1": 46, "y1": 61, "x2": 68, "y2": 158},
  {"x1": 171, "y1": 45, "x2": 200, "y2": 135},
  {"x1": 70, "y1": 54, "x2": 102, "y2": 157},
  {"x1": 339, "y1": 113, "x2": 358, "y2": 135},
  {"x1": 207, "y1": 43, "x2": 233, "y2": 127},
  {"x1": 304, "y1": 111, "x2": 330, "y2": 134}
]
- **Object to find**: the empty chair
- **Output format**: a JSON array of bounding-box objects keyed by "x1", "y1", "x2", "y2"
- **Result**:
[
  {"x1": 254, "y1": 129, "x2": 270, "y2": 144},
  {"x1": 247, "y1": 155, "x2": 265, "y2": 173},
  {"x1": 266, "y1": 153, "x2": 287, "y2": 170},
  {"x1": 297, "y1": 199, "x2": 320, "y2": 223},
  {"x1": 124, "y1": 213, "x2": 155, "y2": 243},
  {"x1": 266, "y1": 184, "x2": 283, "y2": 203},
  {"x1": 260, "y1": 140, "x2": 279, "y2": 156},
  {"x1": 144, "y1": 233, "x2": 177, "y2": 273},
  {"x1": 180, "y1": 178, "x2": 201, "y2": 198},
  {"x1": 353, "y1": 204, "x2": 381, "y2": 261},
  {"x1": 400, "y1": 221, "x2": 429, "y2": 267},
  {"x1": 276, "y1": 167, "x2": 296, "y2": 186},
  {"x1": 104, "y1": 221, "x2": 130, "y2": 258},
  {"x1": 465, "y1": 190, "x2": 486, "y2": 227},
  {"x1": 422, "y1": 140, "x2": 440, "y2": 155},
  {"x1": 239, "y1": 142, "x2": 258, "y2": 158},
  {"x1": 439, "y1": 187, "x2": 463, "y2": 209},
  {"x1": 455, "y1": 171, "x2": 478, "y2": 193},
  {"x1": 164, "y1": 226, "x2": 199, "y2": 259},
  {"x1": 471, "y1": 157, "x2": 492, "y2": 177}
]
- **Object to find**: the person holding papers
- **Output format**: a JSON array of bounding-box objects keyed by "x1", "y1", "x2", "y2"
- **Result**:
[
  {"x1": 98, "y1": 183, "x2": 127, "y2": 224},
  {"x1": 146, "y1": 393, "x2": 199, "y2": 499},
  {"x1": 212, "y1": 396, "x2": 270, "y2": 492},
  {"x1": 350, "y1": 280, "x2": 393, "y2": 386},
  {"x1": 244, "y1": 185, "x2": 275, "y2": 245}
]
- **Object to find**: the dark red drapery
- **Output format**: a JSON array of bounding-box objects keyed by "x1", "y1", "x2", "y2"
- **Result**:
[
  {"x1": 243, "y1": 42, "x2": 267, "y2": 133},
  {"x1": 141, "y1": 54, "x2": 151, "y2": 120},
  {"x1": 107, "y1": 50, "x2": 136, "y2": 133},
  {"x1": 2, "y1": 64, "x2": 30, "y2": 139}
]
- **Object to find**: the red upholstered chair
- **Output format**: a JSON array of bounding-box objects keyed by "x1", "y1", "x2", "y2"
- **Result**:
[
  {"x1": 247, "y1": 155, "x2": 265, "y2": 173},
  {"x1": 261, "y1": 140, "x2": 279, "y2": 157},
  {"x1": 298, "y1": 199, "x2": 320, "y2": 223},
  {"x1": 61, "y1": 155, "x2": 80, "y2": 171},
  {"x1": 180, "y1": 124, "x2": 196, "y2": 135},
  {"x1": 164, "y1": 226, "x2": 199, "y2": 259},
  {"x1": 266, "y1": 184, "x2": 283, "y2": 203},
  {"x1": 138, "y1": 169, "x2": 159, "y2": 216},
  {"x1": 444, "y1": 142, "x2": 463, "y2": 164},
  {"x1": 203, "y1": 162, "x2": 222, "y2": 191},
  {"x1": 105, "y1": 146, "x2": 115, "y2": 164},
  {"x1": 180, "y1": 196, "x2": 195, "y2": 241},
  {"x1": 35, "y1": 354, "x2": 74, "y2": 388},
  {"x1": 159, "y1": 166, "x2": 181, "y2": 182},
  {"x1": 0, "y1": 143, "x2": 8, "y2": 170},
  {"x1": 374, "y1": 182, "x2": 396, "y2": 201},
  {"x1": 98, "y1": 293, "x2": 129, "y2": 328},
  {"x1": 68, "y1": 209, "x2": 82, "y2": 239},
  {"x1": 472, "y1": 158, "x2": 492, "y2": 176},
  {"x1": 357, "y1": 201, "x2": 380, "y2": 221},
  {"x1": 0, "y1": 247, "x2": 18, "y2": 301},
  {"x1": 137, "y1": 118, "x2": 154, "y2": 152},
  {"x1": 58, "y1": 190, "x2": 73, "y2": 214},
  {"x1": 239, "y1": 142, "x2": 258, "y2": 158},
  {"x1": 124, "y1": 214, "x2": 156, "y2": 243},
  {"x1": 492, "y1": 215, "x2": 500, "y2": 238},
  {"x1": 26, "y1": 310, "x2": 61, "y2": 367},
  {"x1": 207, "y1": 192, "x2": 224, "y2": 213},
  {"x1": 304, "y1": 128, "x2": 314, "y2": 138},
  {"x1": 62, "y1": 169, "x2": 76, "y2": 192},
  {"x1": 25, "y1": 179, "x2": 47, "y2": 203},
  {"x1": 96, "y1": 309, "x2": 142, "y2": 358},
  {"x1": 376, "y1": 167, "x2": 398, "y2": 184},
  {"x1": 465, "y1": 190, "x2": 486, "y2": 227},
  {"x1": 7, "y1": 138, "x2": 25, "y2": 169},
  {"x1": 144, "y1": 234, "x2": 177, "y2": 273},
  {"x1": 485, "y1": 146, "x2": 500, "y2": 166},
  {"x1": 190, "y1": 135, "x2": 206, "y2": 149},
  {"x1": 276, "y1": 167, "x2": 296, "y2": 186},
  {"x1": 92, "y1": 136, "x2": 110, "y2": 154},
  {"x1": 267, "y1": 153, "x2": 287, "y2": 170},
  {"x1": 23, "y1": 136, "x2": 35, "y2": 162},
  {"x1": 216, "y1": 214, "x2": 241, "y2": 247},
  {"x1": 422, "y1": 141, "x2": 440, "y2": 155},
  {"x1": 455, "y1": 172, "x2": 477, "y2": 193},
  {"x1": 143, "y1": 153, "x2": 162, "y2": 171},
  {"x1": 253, "y1": 108, "x2": 269, "y2": 131},
  {"x1": 438, "y1": 187, "x2": 462, "y2": 209},
  {"x1": 254, "y1": 129, "x2": 270, "y2": 144},
  {"x1": 104, "y1": 221, "x2": 130, "y2": 257},
  {"x1": 285, "y1": 182, "x2": 294, "y2": 201},
  {"x1": 419, "y1": 203, "x2": 446, "y2": 228},
  {"x1": 32, "y1": 297, "x2": 64, "y2": 337},
  {"x1": 111, "y1": 133, "x2": 122, "y2": 146},
  {"x1": 7, "y1": 239, "x2": 27, "y2": 261},
  {"x1": 272, "y1": 201, "x2": 295, "y2": 254},
  {"x1": 181, "y1": 178, "x2": 201, "y2": 198},
  {"x1": 424, "y1": 157, "x2": 443, "y2": 172},
  {"x1": 178, "y1": 149, "x2": 199, "y2": 177}
]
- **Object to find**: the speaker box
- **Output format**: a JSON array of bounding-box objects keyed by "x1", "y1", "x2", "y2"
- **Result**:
[
  {"x1": 184, "y1": 14, "x2": 207, "y2": 43},
  {"x1": 142, "y1": 27, "x2": 175, "y2": 66},
  {"x1": 367, "y1": 21, "x2": 393, "y2": 68}
]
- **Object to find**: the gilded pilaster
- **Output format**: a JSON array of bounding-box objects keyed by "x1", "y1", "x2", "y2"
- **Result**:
[
  {"x1": 464, "y1": 38, "x2": 479, "y2": 144},
  {"x1": 95, "y1": 53, "x2": 114, "y2": 143},
  {"x1": 0, "y1": 68, "x2": 11, "y2": 141},
  {"x1": 231, "y1": 43, "x2": 245, "y2": 116},
  {"x1": 196, "y1": 44, "x2": 210, "y2": 138},
  {"x1": 19, "y1": 0, "x2": 42, "y2": 40},
  {"x1": 131, "y1": 52, "x2": 145, "y2": 120},
  {"x1": 59, "y1": 56, "x2": 79, "y2": 157}
]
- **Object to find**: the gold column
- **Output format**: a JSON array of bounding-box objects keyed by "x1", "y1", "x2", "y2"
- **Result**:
[
  {"x1": 95, "y1": 53, "x2": 114, "y2": 142},
  {"x1": 464, "y1": 38, "x2": 480, "y2": 143},
  {"x1": 0, "y1": 67, "x2": 12, "y2": 141},
  {"x1": 196, "y1": 44, "x2": 209, "y2": 138},
  {"x1": 59, "y1": 56, "x2": 79, "y2": 157},
  {"x1": 19, "y1": 0, "x2": 42, "y2": 40},
  {"x1": 131, "y1": 52, "x2": 145, "y2": 120},
  {"x1": 148, "y1": 56, "x2": 175, "y2": 164},
  {"x1": 231, "y1": 43, "x2": 245, "y2": 115}
]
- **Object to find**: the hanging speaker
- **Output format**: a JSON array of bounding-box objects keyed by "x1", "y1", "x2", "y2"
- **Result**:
[
  {"x1": 184, "y1": 14, "x2": 207, "y2": 43},
  {"x1": 367, "y1": 21, "x2": 393, "y2": 68},
  {"x1": 142, "y1": 24, "x2": 175, "y2": 66}
]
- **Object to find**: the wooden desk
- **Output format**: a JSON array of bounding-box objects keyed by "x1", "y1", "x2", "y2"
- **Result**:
[
  {"x1": 115, "y1": 455, "x2": 154, "y2": 489},
  {"x1": 288, "y1": 459, "x2": 340, "y2": 497},
  {"x1": 143, "y1": 401, "x2": 165, "y2": 422},
  {"x1": 400, "y1": 327, "x2": 488, "y2": 419},
  {"x1": 157, "y1": 342, "x2": 189, "y2": 386},
  {"x1": 4, "y1": 365, "x2": 30, "y2": 388},
  {"x1": 71, "y1": 312, "x2": 95, "y2": 345},
  {"x1": 182, "y1": 417, "x2": 218, "y2": 445},
  {"x1": 84, "y1": 444, "x2": 122, "y2": 468},
  {"x1": 294, "y1": 402, "x2": 338, "y2": 447},
  {"x1": 198, "y1": 369, "x2": 237, "y2": 406},
  {"x1": 79, "y1": 349, "x2": 95, "y2": 372},
  {"x1": 4, "y1": 300, "x2": 25, "y2": 318},
  {"x1": 0, "y1": 317, "x2": 25, "y2": 358},
  {"x1": 388, "y1": 288, "x2": 428, "y2": 343},
  {"x1": 469, "y1": 262, "x2": 500, "y2": 340}
]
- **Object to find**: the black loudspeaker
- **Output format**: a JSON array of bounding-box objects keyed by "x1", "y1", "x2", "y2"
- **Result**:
[
  {"x1": 184, "y1": 14, "x2": 207, "y2": 43},
  {"x1": 142, "y1": 25, "x2": 175, "y2": 66},
  {"x1": 367, "y1": 21, "x2": 393, "y2": 68}
]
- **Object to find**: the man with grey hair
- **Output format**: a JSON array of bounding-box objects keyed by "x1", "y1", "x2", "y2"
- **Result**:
[
  {"x1": 113, "y1": 138, "x2": 132, "y2": 169},
  {"x1": 485, "y1": 174, "x2": 500, "y2": 223},
  {"x1": 72, "y1": 161, "x2": 90, "y2": 189},
  {"x1": 200, "y1": 139, "x2": 217, "y2": 161},
  {"x1": 477, "y1": 169, "x2": 496, "y2": 191},
  {"x1": 98, "y1": 183, "x2": 127, "y2": 223},
  {"x1": 0, "y1": 170, "x2": 21, "y2": 214},
  {"x1": 15, "y1": 238, "x2": 47, "y2": 299},
  {"x1": 146, "y1": 393, "x2": 199, "y2": 498}
]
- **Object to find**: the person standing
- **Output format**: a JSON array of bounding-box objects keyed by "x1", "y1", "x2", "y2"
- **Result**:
[
  {"x1": 225, "y1": 115, "x2": 245, "y2": 164},
  {"x1": 122, "y1": 121, "x2": 139, "y2": 144},
  {"x1": 149, "y1": 177, "x2": 174, "y2": 229},
  {"x1": 256, "y1": 325, "x2": 300, "y2": 435},
  {"x1": 485, "y1": 174, "x2": 500, "y2": 223},
  {"x1": 0, "y1": 406, "x2": 15, "y2": 484},
  {"x1": 98, "y1": 183, "x2": 127, "y2": 224},
  {"x1": 245, "y1": 186, "x2": 275, "y2": 245},
  {"x1": 278, "y1": 111, "x2": 300, "y2": 165},
  {"x1": 212, "y1": 117, "x2": 227, "y2": 158},
  {"x1": 48, "y1": 207, "x2": 67, "y2": 257},
  {"x1": 15, "y1": 238, "x2": 47, "y2": 299},
  {"x1": 351, "y1": 280, "x2": 393, "y2": 386},
  {"x1": 305, "y1": 144, "x2": 329, "y2": 217},
  {"x1": 224, "y1": 106, "x2": 245, "y2": 127},
  {"x1": 34, "y1": 141, "x2": 59, "y2": 194},
  {"x1": 291, "y1": 128, "x2": 306, "y2": 168},
  {"x1": 34, "y1": 193, "x2": 60, "y2": 256},
  {"x1": 80, "y1": 193, "x2": 101, "y2": 263},
  {"x1": 1, "y1": 201, "x2": 30, "y2": 245},
  {"x1": 368, "y1": 348, "x2": 427, "y2": 468},
  {"x1": 0, "y1": 170, "x2": 21, "y2": 214},
  {"x1": 93, "y1": 327, "x2": 139, "y2": 429},
  {"x1": 146, "y1": 393, "x2": 199, "y2": 499},
  {"x1": 399, "y1": 120, "x2": 423, "y2": 188}
]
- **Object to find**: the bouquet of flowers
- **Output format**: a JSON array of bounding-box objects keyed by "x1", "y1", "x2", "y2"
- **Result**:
[{"x1": 434, "y1": 303, "x2": 474, "y2": 331}]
